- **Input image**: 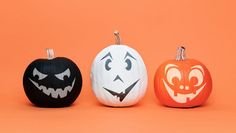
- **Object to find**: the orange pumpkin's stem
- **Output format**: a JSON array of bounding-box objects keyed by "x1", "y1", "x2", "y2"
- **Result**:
[
  {"x1": 114, "y1": 31, "x2": 121, "y2": 45},
  {"x1": 176, "y1": 46, "x2": 186, "y2": 61},
  {"x1": 46, "y1": 48, "x2": 54, "y2": 60}
]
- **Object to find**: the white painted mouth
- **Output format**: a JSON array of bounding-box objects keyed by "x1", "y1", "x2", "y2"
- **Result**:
[
  {"x1": 163, "y1": 79, "x2": 206, "y2": 103},
  {"x1": 29, "y1": 78, "x2": 76, "y2": 99}
]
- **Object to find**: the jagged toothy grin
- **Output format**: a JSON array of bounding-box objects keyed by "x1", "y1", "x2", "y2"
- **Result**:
[
  {"x1": 29, "y1": 78, "x2": 76, "y2": 98},
  {"x1": 103, "y1": 79, "x2": 139, "y2": 102},
  {"x1": 163, "y1": 79, "x2": 206, "y2": 103}
]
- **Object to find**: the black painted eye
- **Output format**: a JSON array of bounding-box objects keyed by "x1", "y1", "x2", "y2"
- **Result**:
[
  {"x1": 125, "y1": 59, "x2": 132, "y2": 71},
  {"x1": 105, "y1": 59, "x2": 112, "y2": 71}
]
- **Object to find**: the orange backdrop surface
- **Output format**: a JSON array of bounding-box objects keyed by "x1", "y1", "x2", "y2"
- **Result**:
[{"x1": 0, "y1": 0, "x2": 236, "y2": 132}]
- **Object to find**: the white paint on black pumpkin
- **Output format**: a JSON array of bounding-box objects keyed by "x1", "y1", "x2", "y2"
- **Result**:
[
  {"x1": 23, "y1": 49, "x2": 82, "y2": 107},
  {"x1": 90, "y1": 32, "x2": 148, "y2": 107}
]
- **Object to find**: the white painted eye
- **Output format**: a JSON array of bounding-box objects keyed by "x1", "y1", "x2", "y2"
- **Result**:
[
  {"x1": 189, "y1": 68, "x2": 204, "y2": 86},
  {"x1": 55, "y1": 69, "x2": 71, "y2": 80},
  {"x1": 33, "y1": 68, "x2": 48, "y2": 80},
  {"x1": 166, "y1": 68, "x2": 181, "y2": 85}
]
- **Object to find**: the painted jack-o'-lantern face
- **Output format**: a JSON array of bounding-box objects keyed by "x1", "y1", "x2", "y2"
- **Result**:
[
  {"x1": 91, "y1": 31, "x2": 148, "y2": 107},
  {"x1": 154, "y1": 47, "x2": 212, "y2": 107},
  {"x1": 23, "y1": 49, "x2": 82, "y2": 107}
]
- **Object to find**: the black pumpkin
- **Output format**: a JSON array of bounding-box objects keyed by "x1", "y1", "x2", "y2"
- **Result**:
[{"x1": 23, "y1": 49, "x2": 82, "y2": 107}]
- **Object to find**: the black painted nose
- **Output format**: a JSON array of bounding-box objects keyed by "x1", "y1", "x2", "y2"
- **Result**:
[{"x1": 113, "y1": 75, "x2": 124, "y2": 83}]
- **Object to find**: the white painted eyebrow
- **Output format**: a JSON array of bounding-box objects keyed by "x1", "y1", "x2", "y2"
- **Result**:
[
  {"x1": 165, "y1": 64, "x2": 178, "y2": 74},
  {"x1": 191, "y1": 65, "x2": 204, "y2": 75}
]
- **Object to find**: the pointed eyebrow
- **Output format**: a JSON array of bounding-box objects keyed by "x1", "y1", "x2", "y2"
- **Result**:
[
  {"x1": 100, "y1": 52, "x2": 113, "y2": 60},
  {"x1": 124, "y1": 52, "x2": 136, "y2": 60}
]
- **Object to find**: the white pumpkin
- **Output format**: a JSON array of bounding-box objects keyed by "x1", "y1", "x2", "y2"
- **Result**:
[{"x1": 90, "y1": 31, "x2": 148, "y2": 107}]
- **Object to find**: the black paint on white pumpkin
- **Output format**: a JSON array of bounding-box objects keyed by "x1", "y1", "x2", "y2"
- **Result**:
[
  {"x1": 91, "y1": 31, "x2": 148, "y2": 107},
  {"x1": 23, "y1": 57, "x2": 82, "y2": 107}
]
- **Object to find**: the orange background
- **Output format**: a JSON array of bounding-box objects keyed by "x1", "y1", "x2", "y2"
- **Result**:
[{"x1": 0, "y1": 0, "x2": 235, "y2": 132}]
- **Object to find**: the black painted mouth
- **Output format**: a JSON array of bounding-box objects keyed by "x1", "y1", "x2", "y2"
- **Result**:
[{"x1": 103, "y1": 79, "x2": 139, "y2": 102}]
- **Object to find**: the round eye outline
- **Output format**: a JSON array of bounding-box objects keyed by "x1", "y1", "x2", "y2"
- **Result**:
[
  {"x1": 55, "y1": 68, "x2": 71, "y2": 81},
  {"x1": 189, "y1": 68, "x2": 204, "y2": 87},
  {"x1": 125, "y1": 58, "x2": 132, "y2": 71},
  {"x1": 105, "y1": 59, "x2": 112, "y2": 71},
  {"x1": 33, "y1": 68, "x2": 48, "y2": 80},
  {"x1": 166, "y1": 67, "x2": 181, "y2": 85}
]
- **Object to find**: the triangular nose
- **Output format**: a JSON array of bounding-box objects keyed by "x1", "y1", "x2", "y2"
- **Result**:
[{"x1": 113, "y1": 75, "x2": 124, "y2": 83}]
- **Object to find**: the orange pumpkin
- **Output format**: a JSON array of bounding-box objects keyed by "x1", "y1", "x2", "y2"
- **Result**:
[{"x1": 154, "y1": 46, "x2": 212, "y2": 107}]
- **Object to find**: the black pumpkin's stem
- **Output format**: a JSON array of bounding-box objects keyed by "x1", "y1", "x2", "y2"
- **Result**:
[
  {"x1": 114, "y1": 31, "x2": 121, "y2": 45},
  {"x1": 176, "y1": 46, "x2": 186, "y2": 61},
  {"x1": 46, "y1": 48, "x2": 54, "y2": 60}
]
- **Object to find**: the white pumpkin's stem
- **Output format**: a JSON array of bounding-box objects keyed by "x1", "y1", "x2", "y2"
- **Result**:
[
  {"x1": 46, "y1": 48, "x2": 54, "y2": 60},
  {"x1": 114, "y1": 31, "x2": 121, "y2": 45},
  {"x1": 176, "y1": 46, "x2": 186, "y2": 61}
]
